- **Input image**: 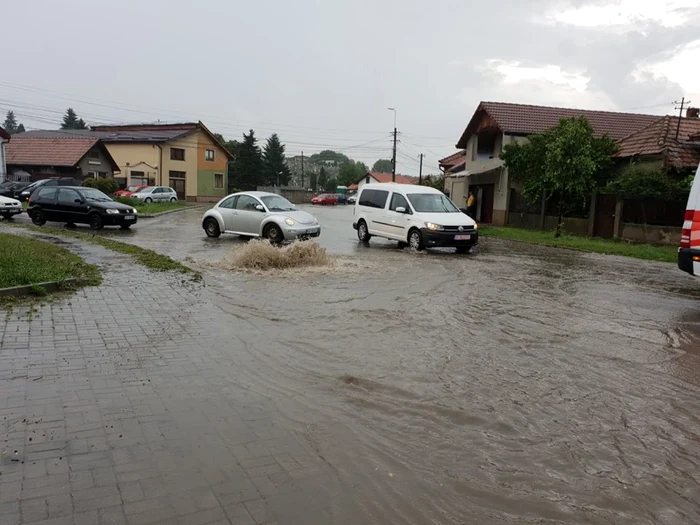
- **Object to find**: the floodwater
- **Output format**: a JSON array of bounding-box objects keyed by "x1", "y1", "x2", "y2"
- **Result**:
[{"x1": 16, "y1": 205, "x2": 700, "y2": 523}]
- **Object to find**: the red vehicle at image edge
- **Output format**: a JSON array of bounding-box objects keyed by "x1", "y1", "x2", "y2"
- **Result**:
[
  {"x1": 311, "y1": 193, "x2": 338, "y2": 205},
  {"x1": 115, "y1": 184, "x2": 148, "y2": 197},
  {"x1": 679, "y1": 163, "x2": 700, "y2": 276}
]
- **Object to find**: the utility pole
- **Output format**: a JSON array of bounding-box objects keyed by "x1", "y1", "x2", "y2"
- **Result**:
[
  {"x1": 388, "y1": 108, "x2": 397, "y2": 182},
  {"x1": 674, "y1": 97, "x2": 690, "y2": 140},
  {"x1": 418, "y1": 154, "x2": 423, "y2": 185},
  {"x1": 301, "y1": 151, "x2": 305, "y2": 189}
]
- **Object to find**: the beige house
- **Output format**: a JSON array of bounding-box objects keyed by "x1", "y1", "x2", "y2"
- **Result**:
[{"x1": 442, "y1": 102, "x2": 661, "y2": 225}]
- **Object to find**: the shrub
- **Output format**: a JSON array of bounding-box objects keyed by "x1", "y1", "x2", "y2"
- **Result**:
[{"x1": 82, "y1": 177, "x2": 119, "y2": 195}]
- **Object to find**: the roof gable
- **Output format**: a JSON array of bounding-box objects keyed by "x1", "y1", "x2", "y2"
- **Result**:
[
  {"x1": 456, "y1": 101, "x2": 662, "y2": 148},
  {"x1": 615, "y1": 115, "x2": 700, "y2": 168},
  {"x1": 0, "y1": 127, "x2": 10, "y2": 141}
]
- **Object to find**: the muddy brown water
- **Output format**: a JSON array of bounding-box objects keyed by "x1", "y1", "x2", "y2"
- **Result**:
[{"x1": 13, "y1": 206, "x2": 700, "y2": 524}]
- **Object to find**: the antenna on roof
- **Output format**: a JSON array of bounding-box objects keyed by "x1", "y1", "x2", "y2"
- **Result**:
[{"x1": 673, "y1": 97, "x2": 690, "y2": 140}]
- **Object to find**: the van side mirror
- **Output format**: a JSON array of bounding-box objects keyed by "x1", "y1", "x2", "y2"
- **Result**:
[{"x1": 395, "y1": 206, "x2": 406, "y2": 213}]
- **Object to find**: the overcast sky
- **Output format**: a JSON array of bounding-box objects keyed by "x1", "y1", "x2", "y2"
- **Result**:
[{"x1": 3, "y1": 0, "x2": 699, "y2": 175}]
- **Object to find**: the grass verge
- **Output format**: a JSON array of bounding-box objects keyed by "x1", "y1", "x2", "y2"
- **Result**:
[
  {"x1": 0, "y1": 232, "x2": 101, "y2": 289},
  {"x1": 479, "y1": 226, "x2": 678, "y2": 263},
  {"x1": 10, "y1": 224, "x2": 196, "y2": 275},
  {"x1": 133, "y1": 201, "x2": 188, "y2": 215}
]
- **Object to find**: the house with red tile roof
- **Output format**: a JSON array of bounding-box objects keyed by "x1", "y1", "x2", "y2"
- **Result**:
[
  {"x1": 615, "y1": 111, "x2": 700, "y2": 170},
  {"x1": 348, "y1": 172, "x2": 418, "y2": 192},
  {"x1": 443, "y1": 101, "x2": 662, "y2": 225},
  {"x1": 5, "y1": 133, "x2": 119, "y2": 181},
  {"x1": 0, "y1": 127, "x2": 10, "y2": 182}
]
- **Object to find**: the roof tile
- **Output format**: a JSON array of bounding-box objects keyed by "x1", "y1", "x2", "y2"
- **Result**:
[
  {"x1": 615, "y1": 116, "x2": 700, "y2": 168},
  {"x1": 6, "y1": 136, "x2": 99, "y2": 167}
]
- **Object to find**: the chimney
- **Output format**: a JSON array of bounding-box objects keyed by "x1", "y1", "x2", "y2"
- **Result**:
[{"x1": 686, "y1": 107, "x2": 699, "y2": 118}]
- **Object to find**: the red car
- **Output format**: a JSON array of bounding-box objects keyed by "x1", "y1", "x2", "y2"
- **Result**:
[
  {"x1": 115, "y1": 184, "x2": 148, "y2": 197},
  {"x1": 311, "y1": 193, "x2": 338, "y2": 205}
]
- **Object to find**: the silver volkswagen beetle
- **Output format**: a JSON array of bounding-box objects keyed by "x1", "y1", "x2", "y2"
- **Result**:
[{"x1": 202, "y1": 191, "x2": 321, "y2": 242}]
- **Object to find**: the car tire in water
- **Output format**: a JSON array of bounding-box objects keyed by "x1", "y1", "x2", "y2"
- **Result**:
[
  {"x1": 408, "y1": 229, "x2": 424, "y2": 251},
  {"x1": 145, "y1": 197, "x2": 153, "y2": 203},
  {"x1": 66, "y1": 223, "x2": 76, "y2": 228},
  {"x1": 1, "y1": 214, "x2": 10, "y2": 221},
  {"x1": 264, "y1": 223, "x2": 284, "y2": 244},
  {"x1": 456, "y1": 246, "x2": 472, "y2": 254},
  {"x1": 32, "y1": 211, "x2": 46, "y2": 226},
  {"x1": 357, "y1": 220, "x2": 371, "y2": 243},
  {"x1": 204, "y1": 218, "x2": 221, "y2": 238},
  {"x1": 89, "y1": 213, "x2": 104, "y2": 230},
  {"x1": 120, "y1": 224, "x2": 131, "y2": 230}
]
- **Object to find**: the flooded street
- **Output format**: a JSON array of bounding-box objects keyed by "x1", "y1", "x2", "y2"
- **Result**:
[{"x1": 10, "y1": 205, "x2": 700, "y2": 524}]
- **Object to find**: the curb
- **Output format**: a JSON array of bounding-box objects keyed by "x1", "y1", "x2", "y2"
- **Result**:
[
  {"x1": 0, "y1": 278, "x2": 77, "y2": 298},
  {"x1": 138, "y1": 205, "x2": 204, "y2": 219}
]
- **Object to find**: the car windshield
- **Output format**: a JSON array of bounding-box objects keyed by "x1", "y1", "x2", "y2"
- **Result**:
[
  {"x1": 81, "y1": 188, "x2": 113, "y2": 202},
  {"x1": 261, "y1": 195, "x2": 296, "y2": 212},
  {"x1": 407, "y1": 193, "x2": 460, "y2": 213},
  {"x1": 127, "y1": 185, "x2": 142, "y2": 192}
]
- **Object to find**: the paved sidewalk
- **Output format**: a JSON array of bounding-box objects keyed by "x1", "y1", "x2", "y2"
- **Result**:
[{"x1": 0, "y1": 234, "x2": 335, "y2": 525}]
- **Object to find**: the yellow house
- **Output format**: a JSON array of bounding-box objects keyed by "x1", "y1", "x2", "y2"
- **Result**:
[{"x1": 92, "y1": 122, "x2": 233, "y2": 202}]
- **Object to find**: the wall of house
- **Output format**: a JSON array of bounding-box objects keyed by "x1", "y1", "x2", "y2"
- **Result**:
[
  {"x1": 196, "y1": 130, "x2": 229, "y2": 201},
  {"x1": 0, "y1": 139, "x2": 7, "y2": 182},
  {"x1": 356, "y1": 175, "x2": 379, "y2": 194},
  {"x1": 77, "y1": 146, "x2": 115, "y2": 178},
  {"x1": 104, "y1": 143, "x2": 160, "y2": 183},
  {"x1": 160, "y1": 134, "x2": 198, "y2": 198}
]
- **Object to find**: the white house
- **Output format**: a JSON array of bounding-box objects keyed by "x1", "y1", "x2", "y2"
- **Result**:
[{"x1": 348, "y1": 172, "x2": 417, "y2": 193}]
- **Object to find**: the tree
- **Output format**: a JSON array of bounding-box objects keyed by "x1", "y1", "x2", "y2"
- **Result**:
[
  {"x1": 607, "y1": 166, "x2": 692, "y2": 199},
  {"x1": 309, "y1": 150, "x2": 351, "y2": 166},
  {"x1": 501, "y1": 116, "x2": 618, "y2": 236},
  {"x1": 61, "y1": 108, "x2": 87, "y2": 130},
  {"x1": 228, "y1": 129, "x2": 263, "y2": 191},
  {"x1": 3, "y1": 111, "x2": 25, "y2": 134},
  {"x1": 262, "y1": 134, "x2": 291, "y2": 186},
  {"x1": 338, "y1": 161, "x2": 368, "y2": 187},
  {"x1": 82, "y1": 177, "x2": 118, "y2": 195},
  {"x1": 371, "y1": 159, "x2": 393, "y2": 173},
  {"x1": 310, "y1": 171, "x2": 318, "y2": 192},
  {"x1": 318, "y1": 167, "x2": 328, "y2": 190},
  {"x1": 326, "y1": 177, "x2": 338, "y2": 192}
]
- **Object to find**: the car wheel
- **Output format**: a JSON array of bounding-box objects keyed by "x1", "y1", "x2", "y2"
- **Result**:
[
  {"x1": 120, "y1": 224, "x2": 131, "y2": 230},
  {"x1": 66, "y1": 223, "x2": 76, "y2": 228},
  {"x1": 145, "y1": 197, "x2": 153, "y2": 203},
  {"x1": 264, "y1": 223, "x2": 284, "y2": 244},
  {"x1": 170, "y1": 197, "x2": 177, "y2": 203},
  {"x1": 456, "y1": 246, "x2": 472, "y2": 254},
  {"x1": 89, "y1": 213, "x2": 104, "y2": 230},
  {"x1": 357, "y1": 220, "x2": 371, "y2": 243},
  {"x1": 1, "y1": 214, "x2": 9, "y2": 220},
  {"x1": 32, "y1": 210, "x2": 46, "y2": 226},
  {"x1": 204, "y1": 218, "x2": 221, "y2": 238},
  {"x1": 408, "y1": 229, "x2": 424, "y2": 251}
]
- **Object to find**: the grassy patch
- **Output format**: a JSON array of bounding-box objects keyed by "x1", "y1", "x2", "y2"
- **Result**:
[
  {"x1": 114, "y1": 197, "x2": 188, "y2": 215},
  {"x1": 9, "y1": 224, "x2": 195, "y2": 274},
  {"x1": 480, "y1": 226, "x2": 678, "y2": 263},
  {"x1": 0, "y1": 233, "x2": 101, "y2": 289}
]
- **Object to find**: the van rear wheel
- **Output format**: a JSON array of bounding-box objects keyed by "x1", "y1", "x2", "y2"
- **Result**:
[{"x1": 357, "y1": 220, "x2": 371, "y2": 243}]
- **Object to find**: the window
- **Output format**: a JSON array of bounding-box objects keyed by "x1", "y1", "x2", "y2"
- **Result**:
[
  {"x1": 153, "y1": 187, "x2": 164, "y2": 194},
  {"x1": 359, "y1": 189, "x2": 388, "y2": 209},
  {"x1": 235, "y1": 195, "x2": 261, "y2": 211},
  {"x1": 170, "y1": 148, "x2": 185, "y2": 161},
  {"x1": 214, "y1": 173, "x2": 224, "y2": 189},
  {"x1": 87, "y1": 171, "x2": 97, "y2": 178},
  {"x1": 219, "y1": 196, "x2": 237, "y2": 209},
  {"x1": 130, "y1": 170, "x2": 145, "y2": 180},
  {"x1": 36, "y1": 187, "x2": 57, "y2": 201},
  {"x1": 88, "y1": 149, "x2": 100, "y2": 159},
  {"x1": 169, "y1": 170, "x2": 186, "y2": 179},
  {"x1": 205, "y1": 149, "x2": 215, "y2": 162},
  {"x1": 390, "y1": 192, "x2": 409, "y2": 213},
  {"x1": 58, "y1": 188, "x2": 81, "y2": 205}
]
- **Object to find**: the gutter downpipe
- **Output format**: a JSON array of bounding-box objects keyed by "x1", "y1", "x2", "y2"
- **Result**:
[{"x1": 156, "y1": 144, "x2": 163, "y2": 186}]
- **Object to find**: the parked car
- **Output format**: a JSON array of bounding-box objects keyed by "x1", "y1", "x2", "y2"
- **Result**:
[
  {"x1": 14, "y1": 178, "x2": 82, "y2": 202},
  {"x1": 28, "y1": 186, "x2": 138, "y2": 230},
  {"x1": 347, "y1": 194, "x2": 358, "y2": 205},
  {"x1": 0, "y1": 195, "x2": 23, "y2": 220},
  {"x1": 0, "y1": 181, "x2": 24, "y2": 198},
  {"x1": 130, "y1": 186, "x2": 178, "y2": 203},
  {"x1": 202, "y1": 191, "x2": 321, "y2": 242},
  {"x1": 679, "y1": 163, "x2": 700, "y2": 276},
  {"x1": 352, "y1": 183, "x2": 478, "y2": 253},
  {"x1": 335, "y1": 193, "x2": 348, "y2": 205},
  {"x1": 115, "y1": 184, "x2": 148, "y2": 197},
  {"x1": 311, "y1": 193, "x2": 338, "y2": 205}
]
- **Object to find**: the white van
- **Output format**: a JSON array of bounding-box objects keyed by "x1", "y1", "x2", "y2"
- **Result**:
[
  {"x1": 352, "y1": 183, "x2": 478, "y2": 252},
  {"x1": 679, "y1": 163, "x2": 700, "y2": 276}
]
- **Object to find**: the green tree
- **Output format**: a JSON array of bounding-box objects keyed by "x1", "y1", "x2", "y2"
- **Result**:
[
  {"x1": 607, "y1": 167, "x2": 692, "y2": 199},
  {"x1": 318, "y1": 167, "x2": 328, "y2": 190},
  {"x1": 262, "y1": 134, "x2": 291, "y2": 186},
  {"x1": 3, "y1": 111, "x2": 25, "y2": 134},
  {"x1": 338, "y1": 161, "x2": 368, "y2": 187},
  {"x1": 326, "y1": 177, "x2": 338, "y2": 192},
  {"x1": 228, "y1": 129, "x2": 263, "y2": 190},
  {"x1": 309, "y1": 150, "x2": 351, "y2": 166},
  {"x1": 310, "y1": 170, "x2": 318, "y2": 192},
  {"x1": 61, "y1": 108, "x2": 87, "y2": 130},
  {"x1": 371, "y1": 159, "x2": 393, "y2": 173},
  {"x1": 82, "y1": 177, "x2": 118, "y2": 195},
  {"x1": 501, "y1": 116, "x2": 618, "y2": 236}
]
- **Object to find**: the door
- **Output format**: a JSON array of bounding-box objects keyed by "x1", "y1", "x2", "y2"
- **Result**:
[
  {"x1": 233, "y1": 195, "x2": 266, "y2": 235},
  {"x1": 383, "y1": 192, "x2": 412, "y2": 240},
  {"x1": 34, "y1": 187, "x2": 59, "y2": 221},
  {"x1": 476, "y1": 184, "x2": 494, "y2": 223},
  {"x1": 365, "y1": 189, "x2": 389, "y2": 235},
  {"x1": 218, "y1": 195, "x2": 238, "y2": 231},
  {"x1": 594, "y1": 194, "x2": 617, "y2": 238},
  {"x1": 169, "y1": 179, "x2": 186, "y2": 200},
  {"x1": 57, "y1": 188, "x2": 87, "y2": 224}
]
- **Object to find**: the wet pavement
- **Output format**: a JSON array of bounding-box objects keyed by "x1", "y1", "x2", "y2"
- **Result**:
[{"x1": 2, "y1": 206, "x2": 700, "y2": 524}]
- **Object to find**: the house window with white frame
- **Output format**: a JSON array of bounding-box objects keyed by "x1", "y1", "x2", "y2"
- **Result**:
[
  {"x1": 214, "y1": 173, "x2": 224, "y2": 189},
  {"x1": 205, "y1": 149, "x2": 215, "y2": 162}
]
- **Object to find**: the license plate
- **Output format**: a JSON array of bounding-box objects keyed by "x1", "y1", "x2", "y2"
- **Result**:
[
  {"x1": 454, "y1": 234, "x2": 470, "y2": 240},
  {"x1": 305, "y1": 229, "x2": 317, "y2": 234},
  {"x1": 124, "y1": 215, "x2": 135, "y2": 220}
]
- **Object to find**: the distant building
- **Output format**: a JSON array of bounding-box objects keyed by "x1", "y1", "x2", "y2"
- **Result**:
[
  {"x1": 348, "y1": 172, "x2": 417, "y2": 192},
  {"x1": 0, "y1": 127, "x2": 9, "y2": 182}
]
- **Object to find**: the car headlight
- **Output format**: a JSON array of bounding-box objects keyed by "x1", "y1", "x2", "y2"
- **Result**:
[
  {"x1": 473, "y1": 223, "x2": 478, "y2": 230},
  {"x1": 425, "y1": 222, "x2": 443, "y2": 231},
  {"x1": 285, "y1": 218, "x2": 295, "y2": 226},
  {"x1": 105, "y1": 209, "x2": 120, "y2": 214},
  {"x1": 132, "y1": 209, "x2": 137, "y2": 214}
]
